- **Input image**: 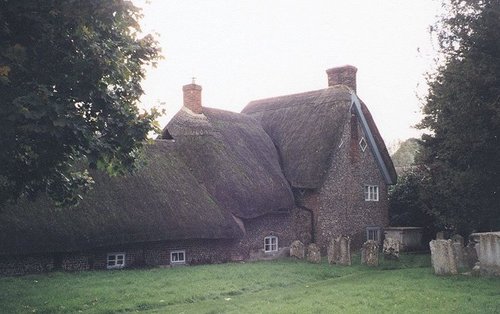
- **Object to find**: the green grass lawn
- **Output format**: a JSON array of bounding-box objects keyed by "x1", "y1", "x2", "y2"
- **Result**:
[{"x1": 0, "y1": 254, "x2": 499, "y2": 313}]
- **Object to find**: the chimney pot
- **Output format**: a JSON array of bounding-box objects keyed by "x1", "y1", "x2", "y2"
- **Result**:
[
  {"x1": 182, "y1": 82, "x2": 202, "y2": 114},
  {"x1": 326, "y1": 65, "x2": 358, "y2": 92}
]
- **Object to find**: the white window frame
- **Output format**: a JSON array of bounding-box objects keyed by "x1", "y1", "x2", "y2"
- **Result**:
[
  {"x1": 264, "y1": 236, "x2": 278, "y2": 253},
  {"x1": 364, "y1": 185, "x2": 379, "y2": 201},
  {"x1": 106, "y1": 252, "x2": 125, "y2": 269},
  {"x1": 366, "y1": 227, "x2": 381, "y2": 243},
  {"x1": 170, "y1": 250, "x2": 186, "y2": 265}
]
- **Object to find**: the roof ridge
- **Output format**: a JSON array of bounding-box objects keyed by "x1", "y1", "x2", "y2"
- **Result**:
[{"x1": 243, "y1": 85, "x2": 351, "y2": 114}]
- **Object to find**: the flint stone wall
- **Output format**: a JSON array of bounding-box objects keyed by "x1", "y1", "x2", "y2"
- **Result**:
[
  {"x1": 249, "y1": 247, "x2": 290, "y2": 261},
  {"x1": 1, "y1": 211, "x2": 306, "y2": 276},
  {"x1": 0, "y1": 239, "x2": 235, "y2": 276},
  {"x1": 295, "y1": 120, "x2": 389, "y2": 254}
]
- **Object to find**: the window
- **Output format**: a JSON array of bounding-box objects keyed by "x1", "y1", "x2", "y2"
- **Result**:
[
  {"x1": 364, "y1": 185, "x2": 379, "y2": 201},
  {"x1": 264, "y1": 236, "x2": 278, "y2": 252},
  {"x1": 366, "y1": 227, "x2": 381, "y2": 243},
  {"x1": 170, "y1": 250, "x2": 186, "y2": 265},
  {"x1": 107, "y1": 253, "x2": 125, "y2": 269},
  {"x1": 359, "y1": 137, "x2": 368, "y2": 152}
]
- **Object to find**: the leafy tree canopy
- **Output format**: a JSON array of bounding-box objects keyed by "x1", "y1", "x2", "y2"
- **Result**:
[
  {"x1": 391, "y1": 138, "x2": 421, "y2": 169},
  {"x1": 388, "y1": 167, "x2": 437, "y2": 242},
  {"x1": 418, "y1": 0, "x2": 500, "y2": 234},
  {"x1": 0, "y1": 1, "x2": 161, "y2": 207}
]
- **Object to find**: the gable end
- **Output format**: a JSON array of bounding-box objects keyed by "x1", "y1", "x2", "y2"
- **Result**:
[{"x1": 350, "y1": 93, "x2": 397, "y2": 185}]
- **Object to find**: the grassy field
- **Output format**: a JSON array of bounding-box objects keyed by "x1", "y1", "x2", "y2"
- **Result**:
[{"x1": 0, "y1": 254, "x2": 499, "y2": 313}]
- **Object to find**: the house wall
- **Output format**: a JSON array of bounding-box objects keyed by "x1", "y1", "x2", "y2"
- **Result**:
[
  {"x1": 0, "y1": 254, "x2": 55, "y2": 276},
  {"x1": 314, "y1": 112, "x2": 389, "y2": 252},
  {"x1": 0, "y1": 210, "x2": 311, "y2": 276},
  {"x1": 233, "y1": 210, "x2": 310, "y2": 260},
  {"x1": 0, "y1": 239, "x2": 237, "y2": 276}
]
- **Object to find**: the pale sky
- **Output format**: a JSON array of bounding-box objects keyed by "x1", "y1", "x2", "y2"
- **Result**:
[{"x1": 134, "y1": 0, "x2": 442, "y2": 148}]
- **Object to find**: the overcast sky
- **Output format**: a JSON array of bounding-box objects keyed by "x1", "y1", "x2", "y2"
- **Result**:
[{"x1": 134, "y1": 0, "x2": 443, "y2": 148}]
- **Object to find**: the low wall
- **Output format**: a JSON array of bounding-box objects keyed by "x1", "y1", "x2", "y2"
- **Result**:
[{"x1": 0, "y1": 239, "x2": 236, "y2": 276}]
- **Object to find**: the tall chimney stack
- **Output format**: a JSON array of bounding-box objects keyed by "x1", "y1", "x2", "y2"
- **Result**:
[
  {"x1": 183, "y1": 78, "x2": 202, "y2": 114},
  {"x1": 326, "y1": 65, "x2": 357, "y2": 92}
]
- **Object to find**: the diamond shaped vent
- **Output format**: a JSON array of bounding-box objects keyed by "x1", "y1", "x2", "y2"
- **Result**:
[{"x1": 359, "y1": 137, "x2": 367, "y2": 152}]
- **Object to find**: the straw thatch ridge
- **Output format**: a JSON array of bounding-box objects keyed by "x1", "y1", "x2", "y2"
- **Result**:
[
  {"x1": 0, "y1": 141, "x2": 243, "y2": 255},
  {"x1": 242, "y1": 86, "x2": 353, "y2": 188},
  {"x1": 164, "y1": 107, "x2": 295, "y2": 219}
]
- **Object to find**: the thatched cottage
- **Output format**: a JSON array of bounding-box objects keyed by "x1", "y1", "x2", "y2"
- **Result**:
[{"x1": 0, "y1": 65, "x2": 396, "y2": 275}]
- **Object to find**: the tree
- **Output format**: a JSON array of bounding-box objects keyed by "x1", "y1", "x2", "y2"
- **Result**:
[
  {"x1": 391, "y1": 138, "x2": 421, "y2": 169},
  {"x1": 0, "y1": 1, "x2": 161, "y2": 206},
  {"x1": 418, "y1": 0, "x2": 500, "y2": 234},
  {"x1": 389, "y1": 139, "x2": 436, "y2": 242},
  {"x1": 388, "y1": 167, "x2": 437, "y2": 243}
]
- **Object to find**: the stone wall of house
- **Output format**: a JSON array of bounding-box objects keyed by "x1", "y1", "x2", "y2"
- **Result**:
[
  {"x1": 234, "y1": 211, "x2": 303, "y2": 260},
  {"x1": 315, "y1": 112, "x2": 389, "y2": 252},
  {"x1": 0, "y1": 254, "x2": 55, "y2": 276},
  {"x1": 0, "y1": 238, "x2": 238, "y2": 276},
  {"x1": 60, "y1": 252, "x2": 94, "y2": 271},
  {"x1": 0, "y1": 210, "x2": 311, "y2": 276},
  {"x1": 294, "y1": 189, "x2": 320, "y2": 245},
  {"x1": 0, "y1": 209, "x2": 312, "y2": 276},
  {"x1": 291, "y1": 207, "x2": 313, "y2": 245}
]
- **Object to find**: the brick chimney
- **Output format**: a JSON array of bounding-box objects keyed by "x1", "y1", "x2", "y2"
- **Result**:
[
  {"x1": 182, "y1": 79, "x2": 202, "y2": 114},
  {"x1": 326, "y1": 65, "x2": 357, "y2": 92}
]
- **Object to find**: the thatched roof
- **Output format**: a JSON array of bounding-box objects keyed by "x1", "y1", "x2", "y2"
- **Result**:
[
  {"x1": 0, "y1": 141, "x2": 243, "y2": 255},
  {"x1": 164, "y1": 107, "x2": 295, "y2": 219},
  {"x1": 242, "y1": 86, "x2": 352, "y2": 188},
  {"x1": 242, "y1": 85, "x2": 397, "y2": 188}
]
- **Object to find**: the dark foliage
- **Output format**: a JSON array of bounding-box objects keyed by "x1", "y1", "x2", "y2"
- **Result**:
[
  {"x1": 418, "y1": 0, "x2": 500, "y2": 234},
  {"x1": 0, "y1": 1, "x2": 161, "y2": 207},
  {"x1": 388, "y1": 168, "x2": 437, "y2": 243}
]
